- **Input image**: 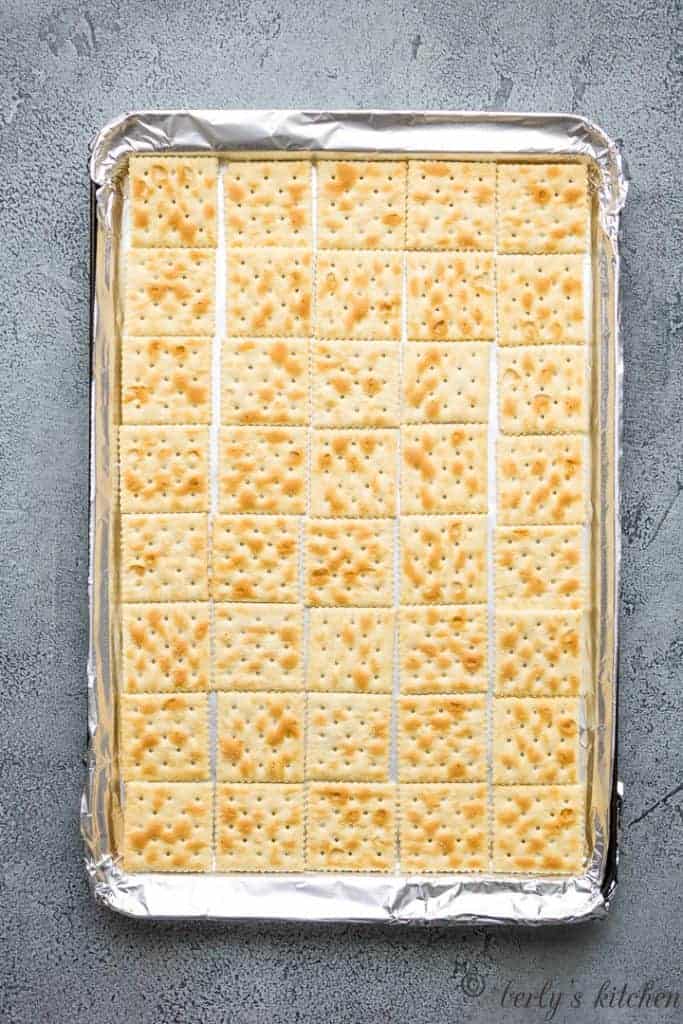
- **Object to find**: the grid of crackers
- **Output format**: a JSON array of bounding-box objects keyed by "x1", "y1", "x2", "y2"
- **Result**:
[{"x1": 119, "y1": 153, "x2": 590, "y2": 876}]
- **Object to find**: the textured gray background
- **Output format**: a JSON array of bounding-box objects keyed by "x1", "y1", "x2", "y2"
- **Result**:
[{"x1": 1, "y1": 1, "x2": 681, "y2": 1022}]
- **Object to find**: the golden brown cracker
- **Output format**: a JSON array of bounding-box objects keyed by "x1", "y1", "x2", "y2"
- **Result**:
[
  {"x1": 495, "y1": 525, "x2": 585, "y2": 609},
  {"x1": 402, "y1": 342, "x2": 489, "y2": 424},
  {"x1": 307, "y1": 693, "x2": 391, "y2": 781},
  {"x1": 400, "y1": 605, "x2": 487, "y2": 694},
  {"x1": 400, "y1": 784, "x2": 489, "y2": 872},
  {"x1": 316, "y1": 250, "x2": 402, "y2": 340},
  {"x1": 497, "y1": 434, "x2": 587, "y2": 525},
  {"x1": 121, "y1": 336, "x2": 211, "y2": 425},
  {"x1": 497, "y1": 254, "x2": 586, "y2": 344},
  {"x1": 401, "y1": 424, "x2": 488, "y2": 514},
  {"x1": 119, "y1": 425, "x2": 209, "y2": 513},
  {"x1": 310, "y1": 429, "x2": 397, "y2": 517},
  {"x1": 495, "y1": 609, "x2": 583, "y2": 697},
  {"x1": 493, "y1": 696, "x2": 580, "y2": 784},
  {"x1": 214, "y1": 603, "x2": 303, "y2": 691},
  {"x1": 225, "y1": 160, "x2": 311, "y2": 247},
  {"x1": 123, "y1": 782, "x2": 212, "y2": 872},
  {"x1": 398, "y1": 694, "x2": 487, "y2": 782},
  {"x1": 215, "y1": 783, "x2": 304, "y2": 871},
  {"x1": 219, "y1": 426, "x2": 307, "y2": 514},
  {"x1": 129, "y1": 155, "x2": 218, "y2": 248},
  {"x1": 221, "y1": 338, "x2": 309, "y2": 425},
  {"x1": 407, "y1": 252, "x2": 495, "y2": 341},
  {"x1": 122, "y1": 602, "x2": 211, "y2": 693},
  {"x1": 306, "y1": 783, "x2": 396, "y2": 871},
  {"x1": 400, "y1": 515, "x2": 487, "y2": 605},
  {"x1": 125, "y1": 248, "x2": 215, "y2": 336},
  {"x1": 317, "y1": 160, "x2": 406, "y2": 249},
  {"x1": 120, "y1": 693, "x2": 209, "y2": 781},
  {"x1": 407, "y1": 160, "x2": 496, "y2": 250},
  {"x1": 216, "y1": 692, "x2": 305, "y2": 783},
  {"x1": 493, "y1": 784, "x2": 585, "y2": 874},
  {"x1": 312, "y1": 340, "x2": 399, "y2": 428},
  {"x1": 227, "y1": 248, "x2": 312, "y2": 337},
  {"x1": 498, "y1": 345, "x2": 589, "y2": 434},
  {"x1": 306, "y1": 518, "x2": 394, "y2": 607},
  {"x1": 121, "y1": 513, "x2": 209, "y2": 602},
  {"x1": 308, "y1": 607, "x2": 394, "y2": 693},
  {"x1": 211, "y1": 515, "x2": 299, "y2": 603},
  {"x1": 498, "y1": 162, "x2": 589, "y2": 253}
]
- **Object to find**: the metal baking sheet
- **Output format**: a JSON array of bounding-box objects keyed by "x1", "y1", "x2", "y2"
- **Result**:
[{"x1": 83, "y1": 110, "x2": 626, "y2": 924}]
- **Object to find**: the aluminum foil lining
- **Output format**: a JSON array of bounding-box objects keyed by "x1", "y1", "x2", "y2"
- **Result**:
[{"x1": 83, "y1": 110, "x2": 626, "y2": 924}]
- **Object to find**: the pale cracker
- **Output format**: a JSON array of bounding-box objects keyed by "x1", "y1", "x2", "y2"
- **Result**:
[
  {"x1": 497, "y1": 254, "x2": 586, "y2": 344},
  {"x1": 310, "y1": 429, "x2": 397, "y2": 517},
  {"x1": 495, "y1": 609, "x2": 583, "y2": 697},
  {"x1": 497, "y1": 434, "x2": 587, "y2": 525},
  {"x1": 493, "y1": 696, "x2": 580, "y2": 785},
  {"x1": 401, "y1": 424, "x2": 487, "y2": 514},
  {"x1": 306, "y1": 783, "x2": 396, "y2": 872},
  {"x1": 121, "y1": 336, "x2": 211, "y2": 424},
  {"x1": 400, "y1": 515, "x2": 487, "y2": 605},
  {"x1": 498, "y1": 162, "x2": 589, "y2": 253},
  {"x1": 406, "y1": 252, "x2": 495, "y2": 341},
  {"x1": 400, "y1": 783, "x2": 489, "y2": 872},
  {"x1": 402, "y1": 342, "x2": 489, "y2": 424},
  {"x1": 123, "y1": 782, "x2": 212, "y2": 873},
  {"x1": 219, "y1": 426, "x2": 307, "y2": 514},
  {"x1": 306, "y1": 518, "x2": 394, "y2": 607},
  {"x1": 400, "y1": 606, "x2": 487, "y2": 694},
  {"x1": 317, "y1": 160, "x2": 406, "y2": 249},
  {"x1": 125, "y1": 249, "x2": 215, "y2": 336},
  {"x1": 119, "y1": 425, "x2": 209, "y2": 513},
  {"x1": 216, "y1": 692, "x2": 305, "y2": 783},
  {"x1": 498, "y1": 345, "x2": 589, "y2": 434},
  {"x1": 122, "y1": 602, "x2": 211, "y2": 693},
  {"x1": 120, "y1": 693, "x2": 209, "y2": 782},
  {"x1": 493, "y1": 784, "x2": 585, "y2": 874},
  {"x1": 225, "y1": 160, "x2": 311, "y2": 247},
  {"x1": 215, "y1": 783, "x2": 304, "y2": 872},
  {"x1": 227, "y1": 248, "x2": 311, "y2": 337},
  {"x1": 307, "y1": 693, "x2": 391, "y2": 781},
  {"x1": 129, "y1": 155, "x2": 218, "y2": 248},
  {"x1": 308, "y1": 607, "x2": 394, "y2": 693},
  {"x1": 121, "y1": 513, "x2": 208, "y2": 602},
  {"x1": 316, "y1": 251, "x2": 402, "y2": 340},
  {"x1": 407, "y1": 160, "x2": 496, "y2": 250},
  {"x1": 312, "y1": 340, "x2": 399, "y2": 427},
  {"x1": 495, "y1": 525, "x2": 585, "y2": 609},
  {"x1": 398, "y1": 694, "x2": 487, "y2": 783},
  {"x1": 211, "y1": 515, "x2": 299, "y2": 603},
  {"x1": 214, "y1": 603, "x2": 303, "y2": 691},
  {"x1": 221, "y1": 338, "x2": 309, "y2": 425}
]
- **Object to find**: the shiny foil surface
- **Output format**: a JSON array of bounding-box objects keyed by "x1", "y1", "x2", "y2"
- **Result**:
[{"x1": 84, "y1": 110, "x2": 626, "y2": 923}]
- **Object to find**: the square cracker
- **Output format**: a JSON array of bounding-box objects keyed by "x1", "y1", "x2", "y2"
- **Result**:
[
  {"x1": 407, "y1": 160, "x2": 496, "y2": 250},
  {"x1": 407, "y1": 252, "x2": 495, "y2": 341},
  {"x1": 317, "y1": 160, "x2": 406, "y2": 249},
  {"x1": 495, "y1": 525, "x2": 585, "y2": 609},
  {"x1": 312, "y1": 340, "x2": 399, "y2": 428},
  {"x1": 497, "y1": 434, "x2": 587, "y2": 526},
  {"x1": 123, "y1": 782, "x2": 212, "y2": 873},
  {"x1": 496, "y1": 609, "x2": 583, "y2": 697},
  {"x1": 225, "y1": 160, "x2": 311, "y2": 247},
  {"x1": 219, "y1": 426, "x2": 307, "y2": 514},
  {"x1": 216, "y1": 692, "x2": 305, "y2": 783},
  {"x1": 401, "y1": 424, "x2": 487, "y2": 514},
  {"x1": 493, "y1": 784, "x2": 584, "y2": 874},
  {"x1": 129, "y1": 155, "x2": 218, "y2": 248},
  {"x1": 122, "y1": 336, "x2": 211, "y2": 425},
  {"x1": 499, "y1": 345, "x2": 588, "y2": 435},
  {"x1": 122, "y1": 602, "x2": 211, "y2": 693},
  {"x1": 216, "y1": 783, "x2": 304, "y2": 871},
  {"x1": 316, "y1": 251, "x2": 402, "y2": 340},
  {"x1": 400, "y1": 606, "x2": 487, "y2": 694},
  {"x1": 214, "y1": 603, "x2": 303, "y2": 691},
  {"x1": 310, "y1": 429, "x2": 397, "y2": 517},
  {"x1": 120, "y1": 693, "x2": 209, "y2": 782},
  {"x1": 119, "y1": 425, "x2": 209, "y2": 513},
  {"x1": 308, "y1": 607, "x2": 394, "y2": 693},
  {"x1": 400, "y1": 515, "x2": 487, "y2": 605},
  {"x1": 493, "y1": 696, "x2": 580, "y2": 785},
  {"x1": 399, "y1": 694, "x2": 487, "y2": 782},
  {"x1": 227, "y1": 248, "x2": 311, "y2": 337},
  {"x1": 400, "y1": 784, "x2": 488, "y2": 872},
  {"x1": 498, "y1": 162, "x2": 589, "y2": 254},
  {"x1": 307, "y1": 693, "x2": 391, "y2": 781},
  {"x1": 306, "y1": 518, "x2": 394, "y2": 607},
  {"x1": 306, "y1": 783, "x2": 396, "y2": 872},
  {"x1": 211, "y1": 515, "x2": 299, "y2": 603},
  {"x1": 121, "y1": 513, "x2": 208, "y2": 602},
  {"x1": 497, "y1": 254, "x2": 586, "y2": 344},
  {"x1": 125, "y1": 249, "x2": 215, "y2": 337},
  {"x1": 221, "y1": 338, "x2": 308, "y2": 425},
  {"x1": 403, "y1": 342, "x2": 489, "y2": 424}
]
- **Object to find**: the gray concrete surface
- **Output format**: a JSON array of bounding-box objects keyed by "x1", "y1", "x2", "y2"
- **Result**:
[{"x1": 1, "y1": 1, "x2": 681, "y2": 1021}]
